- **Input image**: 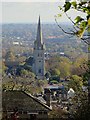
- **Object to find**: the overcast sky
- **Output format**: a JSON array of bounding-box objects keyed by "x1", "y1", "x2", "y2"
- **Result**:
[{"x1": 1, "y1": 0, "x2": 85, "y2": 24}]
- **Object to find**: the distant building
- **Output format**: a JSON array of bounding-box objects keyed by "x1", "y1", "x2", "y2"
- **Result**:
[
  {"x1": 67, "y1": 88, "x2": 75, "y2": 99},
  {"x1": 44, "y1": 85, "x2": 67, "y2": 102},
  {"x1": 2, "y1": 90, "x2": 51, "y2": 120},
  {"x1": 60, "y1": 52, "x2": 65, "y2": 56},
  {"x1": 32, "y1": 16, "x2": 45, "y2": 79},
  {"x1": 12, "y1": 41, "x2": 19, "y2": 45}
]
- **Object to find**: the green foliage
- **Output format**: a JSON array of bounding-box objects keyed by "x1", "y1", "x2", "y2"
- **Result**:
[
  {"x1": 5, "y1": 50, "x2": 16, "y2": 61},
  {"x1": 68, "y1": 75, "x2": 83, "y2": 92},
  {"x1": 59, "y1": 61, "x2": 71, "y2": 79},
  {"x1": 2, "y1": 61, "x2": 7, "y2": 76},
  {"x1": 75, "y1": 16, "x2": 84, "y2": 24},
  {"x1": 72, "y1": 92, "x2": 89, "y2": 120},
  {"x1": 3, "y1": 81, "x2": 15, "y2": 91},
  {"x1": 50, "y1": 68, "x2": 60, "y2": 76},
  {"x1": 49, "y1": 106, "x2": 68, "y2": 119},
  {"x1": 83, "y1": 60, "x2": 90, "y2": 84},
  {"x1": 49, "y1": 80, "x2": 58, "y2": 84},
  {"x1": 64, "y1": 2, "x2": 71, "y2": 12},
  {"x1": 58, "y1": 1, "x2": 90, "y2": 40},
  {"x1": 71, "y1": 1, "x2": 77, "y2": 9},
  {"x1": 49, "y1": 76, "x2": 60, "y2": 83},
  {"x1": 20, "y1": 69, "x2": 29, "y2": 76},
  {"x1": 74, "y1": 101, "x2": 90, "y2": 120},
  {"x1": 46, "y1": 56, "x2": 72, "y2": 79}
]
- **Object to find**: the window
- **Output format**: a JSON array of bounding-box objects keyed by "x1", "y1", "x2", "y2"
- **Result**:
[{"x1": 39, "y1": 69, "x2": 41, "y2": 73}]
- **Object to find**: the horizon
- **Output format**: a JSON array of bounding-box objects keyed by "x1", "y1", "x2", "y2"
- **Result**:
[{"x1": 1, "y1": 22, "x2": 72, "y2": 24}]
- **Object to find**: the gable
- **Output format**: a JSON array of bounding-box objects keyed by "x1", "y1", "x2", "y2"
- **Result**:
[{"x1": 2, "y1": 90, "x2": 51, "y2": 112}]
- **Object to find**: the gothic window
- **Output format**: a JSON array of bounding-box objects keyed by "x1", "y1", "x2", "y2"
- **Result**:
[
  {"x1": 39, "y1": 69, "x2": 41, "y2": 73},
  {"x1": 38, "y1": 54, "x2": 39, "y2": 57},
  {"x1": 39, "y1": 60, "x2": 41, "y2": 62}
]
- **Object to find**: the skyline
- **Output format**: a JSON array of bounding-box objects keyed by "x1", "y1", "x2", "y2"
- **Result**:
[{"x1": 2, "y1": 1, "x2": 85, "y2": 24}]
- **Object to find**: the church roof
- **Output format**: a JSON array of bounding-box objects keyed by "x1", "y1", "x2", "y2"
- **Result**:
[{"x1": 2, "y1": 90, "x2": 51, "y2": 112}]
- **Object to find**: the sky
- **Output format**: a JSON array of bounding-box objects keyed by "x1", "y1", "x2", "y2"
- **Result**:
[{"x1": 1, "y1": 0, "x2": 85, "y2": 24}]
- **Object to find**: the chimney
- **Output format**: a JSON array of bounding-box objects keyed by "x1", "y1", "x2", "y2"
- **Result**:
[{"x1": 45, "y1": 89, "x2": 51, "y2": 107}]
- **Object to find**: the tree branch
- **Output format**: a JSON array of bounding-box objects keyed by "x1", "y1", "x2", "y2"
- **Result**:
[{"x1": 55, "y1": 18, "x2": 75, "y2": 35}]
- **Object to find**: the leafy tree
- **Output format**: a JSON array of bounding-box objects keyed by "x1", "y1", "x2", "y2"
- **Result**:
[
  {"x1": 49, "y1": 68, "x2": 60, "y2": 76},
  {"x1": 56, "y1": 0, "x2": 90, "y2": 43},
  {"x1": 49, "y1": 106, "x2": 68, "y2": 119},
  {"x1": 46, "y1": 56, "x2": 71, "y2": 79},
  {"x1": 20, "y1": 69, "x2": 29, "y2": 77},
  {"x1": 68, "y1": 75, "x2": 83, "y2": 92},
  {"x1": 59, "y1": 61, "x2": 71, "y2": 79},
  {"x1": 70, "y1": 91, "x2": 89, "y2": 120},
  {"x1": 20, "y1": 69, "x2": 35, "y2": 78},
  {"x1": 2, "y1": 81, "x2": 15, "y2": 91},
  {"x1": 5, "y1": 50, "x2": 16, "y2": 61},
  {"x1": 71, "y1": 55, "x2": 88, "y2": 76},
  {"x1": 2, "y1": 61, "x2": 7, "y2": 76}
]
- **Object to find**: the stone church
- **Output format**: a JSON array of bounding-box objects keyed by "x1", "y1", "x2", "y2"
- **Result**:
[{"x1": 32, "y1": 16, "x2": 45, "y2": 79}]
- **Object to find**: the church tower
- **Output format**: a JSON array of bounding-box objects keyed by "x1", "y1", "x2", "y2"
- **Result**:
[{"x1": 33, "y1": 16, "x2": 45, "y2": 79}]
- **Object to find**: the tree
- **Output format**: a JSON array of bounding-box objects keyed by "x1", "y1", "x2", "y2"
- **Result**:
[
  {"x1": 46, "y1": 56, "x2": 71, "y2": 79},
  {"x1": 20, "y1": 69, "x2": 29, "y2": 77},
  {"x1": 56, "y1": 0, "x2": 90, "y2": 102},
  {"x1": 49, "y1": 106, "x2": 68, "y2": 119},
  {"x1": 49, "y1": 68, "x2": 60, "y2": 76},
  {"x1": 5, "y1": 50, "x2": 16, "y2": 61},
  {"x1": 56, "y1": 0, "x2": 90, "y2": 43},
  {"x1": 20, "y1": 69, "x2": 35, "y2": 78},
  {"x1": 2, "y1": 61, "x2": 7, "y2": 76},
  {"x1": 71, "y1": 55, "x2": 88, "y2": 77},
  {"x1": 59, "y1": 62, "x2": 71, "y2": 79},
  {"x1": 68, "y1": 75, "x2": 83, "y2": 92}
]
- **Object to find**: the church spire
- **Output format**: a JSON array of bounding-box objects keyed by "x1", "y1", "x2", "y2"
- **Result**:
[{"x1": 36, "y1": 15, "x2": 42, "y2": 44}]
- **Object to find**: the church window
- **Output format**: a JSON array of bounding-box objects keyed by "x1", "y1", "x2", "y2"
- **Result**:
[
  {"x1": 38, "y1": 54, "x2": 39, "y2": 56},
  {"x1": 39, "y1": 69, "x2": 41, "y2": 73},
  {"x1": 39, "y1": 61, "x2": 41, "y2": 62}
]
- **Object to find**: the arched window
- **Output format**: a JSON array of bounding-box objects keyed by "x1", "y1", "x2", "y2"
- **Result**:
[{"x1": 39, "y1": 69, "x2": 41, "y2": 73}]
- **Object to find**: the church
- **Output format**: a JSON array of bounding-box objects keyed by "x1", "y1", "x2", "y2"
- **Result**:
[{"x1": 32, "y1": 16, "x2": 45, "y2": 79}]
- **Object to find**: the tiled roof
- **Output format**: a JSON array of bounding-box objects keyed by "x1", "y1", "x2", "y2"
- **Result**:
[{"x1": 2, "y1": 90, "x2": 51, "y2": 112}]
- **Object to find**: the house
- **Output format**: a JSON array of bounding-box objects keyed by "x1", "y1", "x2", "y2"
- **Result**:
[
  {"x1": 2, "y1": 90, "x2": 52, "y2": 120},
  {"x1": 44, "y1": 85, "x2": 67, "y2": 104}
]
